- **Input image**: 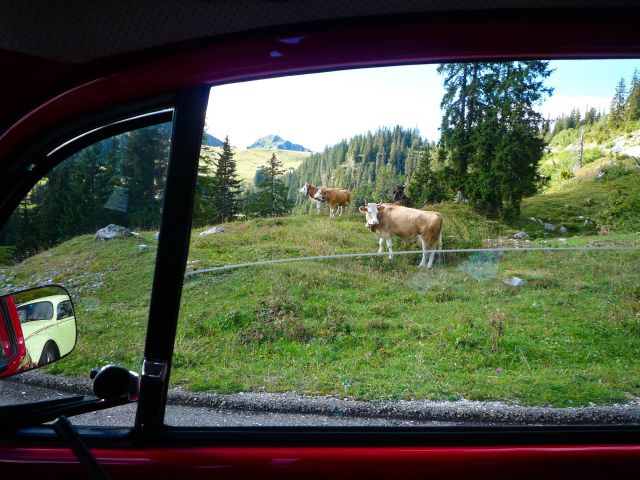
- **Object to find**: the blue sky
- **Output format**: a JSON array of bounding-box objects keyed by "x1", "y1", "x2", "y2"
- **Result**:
[{"x1": 206, "y1": 60, "x2": 640, "y2": 152}]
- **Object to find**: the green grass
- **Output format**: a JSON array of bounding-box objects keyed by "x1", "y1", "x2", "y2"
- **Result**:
[
  {"x1": 207, "y1": 147, "x2": 310, "y2": 181},
  {"x1": 1, "y1": 205, "x2": 639, "y2": 407},
  {"x1": 509, "y1": 157, "x2": 640, "y2": 237}
]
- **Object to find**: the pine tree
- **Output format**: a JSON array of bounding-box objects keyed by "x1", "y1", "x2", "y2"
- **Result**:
[
  {"x1": 626, "y1": 69, "x2": 640, "y2": 122},
  {"x1": 257, "y1": 153, "x2": 289, "y2": 216},
  {"x1": 211, "y1": 136, "x2": 241, "y2": 222},
  {"x1": 406, "y1": 147, "x2": 433, "y2": 206},
  {"x1": 584, "y1": 107, "x2": 598, "y2": 125},
  {"x1": 193, "y1": 145, "x2": 217, "y2": 227},
  {"x1": 439, "y1": 61, "x2": 552, "y2": 217},
  {"x1": 610, "y1": 77, "x2": 627, "y2": 127},
  {"x1": 438, "y1": 62, "x2": 485, "y2": 199}
]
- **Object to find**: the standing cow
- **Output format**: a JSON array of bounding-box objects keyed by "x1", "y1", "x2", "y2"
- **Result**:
[
  {"x1": 359, "y1": 203, "x2": 443, "y2": 268},
  {"x1": 300, "y1": 183, "x2": 351, "y2": 217}
]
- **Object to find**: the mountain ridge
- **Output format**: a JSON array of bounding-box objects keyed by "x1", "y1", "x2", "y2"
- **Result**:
[{"x1": 248, "y1": 134, "x2": 310, "y2": 152}]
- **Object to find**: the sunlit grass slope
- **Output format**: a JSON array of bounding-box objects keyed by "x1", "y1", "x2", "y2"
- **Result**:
[{"x1": 0, "y1": 205, "x2": 639, "y2": 407}]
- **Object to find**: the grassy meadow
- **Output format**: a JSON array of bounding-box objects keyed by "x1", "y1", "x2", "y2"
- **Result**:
[
  {"x1": 1, "y1": 197, "x2": 639, "y2": 407},
  {"x1": 208, "y1": 147, "x2": 311, "y2": 181}
]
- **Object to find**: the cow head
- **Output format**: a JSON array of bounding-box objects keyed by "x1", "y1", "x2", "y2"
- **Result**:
[
  {"x1": 299, "y1": 183, "x2": 310, "y2": 195},
  {"x1": 359, "y1": 203, "x2": 385, "y2": 227}
]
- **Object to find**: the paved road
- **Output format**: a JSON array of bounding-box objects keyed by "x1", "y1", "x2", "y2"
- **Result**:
[
  {"x1": 0, "y1": 379, "x2": 454, "y2": 427},
  {"x1": 5, "y1": 372, "x2": 640, "y2": 426}
]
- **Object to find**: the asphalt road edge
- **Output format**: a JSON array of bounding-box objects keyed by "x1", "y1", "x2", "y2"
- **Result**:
[{"x1": 7, "y1": 370, "x2": 640, "y2": 425}]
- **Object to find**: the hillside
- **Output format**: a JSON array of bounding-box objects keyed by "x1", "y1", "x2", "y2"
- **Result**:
[
  {"x1": 512, "y1": 124, "x2": 640, "y2": 237},
  {"x1": 1, "y1": 202, "x2": 639, "y2": 407},
  {"x1": 206, "y1": 147, "x2": 311, "y2": 181},
  {"x1": 202, "y1": 131, "x2": 223, "y2": 147}
]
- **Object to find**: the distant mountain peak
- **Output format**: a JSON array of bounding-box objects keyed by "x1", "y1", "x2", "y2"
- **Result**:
[{"x1": 248, "y1": 134, "x2": 310, "y2": 152}]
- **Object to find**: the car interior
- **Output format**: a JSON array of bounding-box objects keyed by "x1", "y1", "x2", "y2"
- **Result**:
[{"x1": 1, "y1": 1, "x2": 640, "y2": 478}]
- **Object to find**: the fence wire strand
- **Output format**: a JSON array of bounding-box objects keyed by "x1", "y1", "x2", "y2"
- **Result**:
[{"x1": 185, "y1": 246, "x2": 640, "y2": 276}]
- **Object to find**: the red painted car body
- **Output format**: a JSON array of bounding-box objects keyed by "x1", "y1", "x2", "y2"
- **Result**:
[
  {"x1": 1, "y1": 445, "x2": 640, "y2": 479},
  {"x1": 1, "y1": 5, "x2": 640, "y2": 478},
  {"x1": 0, "y1": 295, "x2": 29, "y2": 378}
]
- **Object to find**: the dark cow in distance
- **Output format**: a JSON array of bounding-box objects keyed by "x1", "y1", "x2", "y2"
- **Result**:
[
  {"x1": 300, "y1": 183, "x2": 351, "y2": 217},
  {"x1": 359, "y1": 203, "x2": 443, "y2": 268},
  {"x1": 391, "y1": 185, "x2": 410, "y2": 206}
]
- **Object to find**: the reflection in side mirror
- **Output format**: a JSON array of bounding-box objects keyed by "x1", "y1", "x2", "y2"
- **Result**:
[{"x1": 0, "y1": 285, "x2": 76, "y2": 378}]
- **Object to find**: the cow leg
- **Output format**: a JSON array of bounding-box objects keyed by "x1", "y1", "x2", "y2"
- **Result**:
[
  {"x1": 418, "y1": 236, "x2": 435, "y2": 269},
  {"x1": 377, "y1": 235, "x2": 384, "y2": 254},
  {"x1": 314, "y1": 200, "x2": 321, "y2": 214},
  {"x1": 418, "y1": 236, "x2": 428, "y2": 268},
  {"x1": 385, "y1": 236, "x2": 394, "y2": 260}
]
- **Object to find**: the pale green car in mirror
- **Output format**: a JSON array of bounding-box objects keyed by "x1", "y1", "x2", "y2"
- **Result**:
[{"x1": 16, "y1": 291, "x2": 76, "y2": 366}]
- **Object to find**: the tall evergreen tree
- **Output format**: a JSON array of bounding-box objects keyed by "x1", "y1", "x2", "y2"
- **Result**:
[
  {"x1": 610, "y1": 77, "x2": 627, "y2": 127},
  {"x1": 211, "y1": 136, "x2": 241, "y2": 222},
  {"x1": 192, "y1": 145, "x2": 217, "y2": 227},
  {"x1": 438, "y1": 61, "x2": 552, "y2": 217},
  {"x1": 438, "y1": 62, "x2": 485, "y2": 199},
  {"x1": 584, "y1": 107, "x2": 598, "y2": 125},
  {"x1": 626, "y1": 69, "x2": 640, "y2": 122},
  {"x1": 256, "y1": 153, "x2": 289, "y2": 216},
  {"x1": 406, "y1": 146, "x2": 444, "y2": 206}
]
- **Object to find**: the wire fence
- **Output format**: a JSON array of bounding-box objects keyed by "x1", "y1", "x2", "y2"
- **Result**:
[{"x1": 185, "y1": 246, "x2": 640, "y2": 276}]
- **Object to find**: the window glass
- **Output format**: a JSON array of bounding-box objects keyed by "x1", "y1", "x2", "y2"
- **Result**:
[
  {"x1": 165, "y1": 60, "x2": 640, "y2": 427},
  {"x1": 57, "y1": 300, "x2": 73, "y2": 320},
  {"x1": 17, "y1": 301, "x2": 53, "y2": 322},
  {"x1": 0, "y1": 120, "x2": 172, "y2": 424}
]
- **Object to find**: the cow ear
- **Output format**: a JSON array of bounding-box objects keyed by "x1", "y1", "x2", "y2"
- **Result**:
[
  {"x1": 377, "y1": 205, "x2": 385, "y2": 211},
  {"x1": 358, "y1": 206, "x2": 367, "y2": 213}
]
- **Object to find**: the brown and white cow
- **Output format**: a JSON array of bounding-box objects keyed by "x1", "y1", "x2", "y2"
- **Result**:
[
  {"x1": 359, "y1": 203, "x2": 443, "y2": 268},
  {"x1": 299, "y1": 183, "x2": 351, "y2": 217}
]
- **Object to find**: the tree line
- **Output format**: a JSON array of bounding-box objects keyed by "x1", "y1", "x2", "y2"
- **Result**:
[
  {"x1": 192, "y1": 136, "x2": 290, "y2": 227},
  {"x1": 290, "y1": 61, "x2": 554, "y2": 218},
  {"x1": 550, "y1": 68, "x2": 640, "y2": 139},
  {"x1": 285, "y1": 126, "x2": 428, "y2": 211},
  {"x1": 0, "y1": 123, "x2": 172, "y2": 259},
  {"x1": 7, "y1": 60, "x2": 599, "y2": 260}
]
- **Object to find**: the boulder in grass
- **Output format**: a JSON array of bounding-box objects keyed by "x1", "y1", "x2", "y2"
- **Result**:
[
  {"x1": 95, "y1": 224, "x2": 136, "y2": 241},
  {"x1": 199, "y1": 227, "x2": 225, "y2": 237},
  {"x1": 513, "y1": 232, "x2": 529, "y2": 240},
  {"x1": 544, "y1": 223, "x2": 556, "y2": 232}
]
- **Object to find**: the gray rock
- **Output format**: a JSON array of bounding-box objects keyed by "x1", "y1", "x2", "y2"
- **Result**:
[
  {"x1": 95, "y1": 224, "x2": 135, "y2": 241},
  {"x1": 513, "y1": 232, "x2": 529, "y2": 240},
  {"x1": 153, "y1": 232, "x2": 160, "y2": 240},
  {"x1": 199, "y1": 227, "x2": 225, "y2": 237},
  {"x1": 584, "y1": 198, "x2": 594, "y2": 206},
  {"x1": 544, "y1": 223, "x2": 556, "y2": 232},
  {"x1": 138, "y1": 244, "x2": 148, "y2": 251},
  {"x1": 503, "y1": 277, "x2": 527, "y2": 288},
  {"x1": 559, "y1": 226, "x2": 567, "y2": 233}
]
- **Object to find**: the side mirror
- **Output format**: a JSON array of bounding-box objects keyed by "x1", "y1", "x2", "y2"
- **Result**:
[{"x1": 0, "y1": 285, "x2": 76, "y2": 378}]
